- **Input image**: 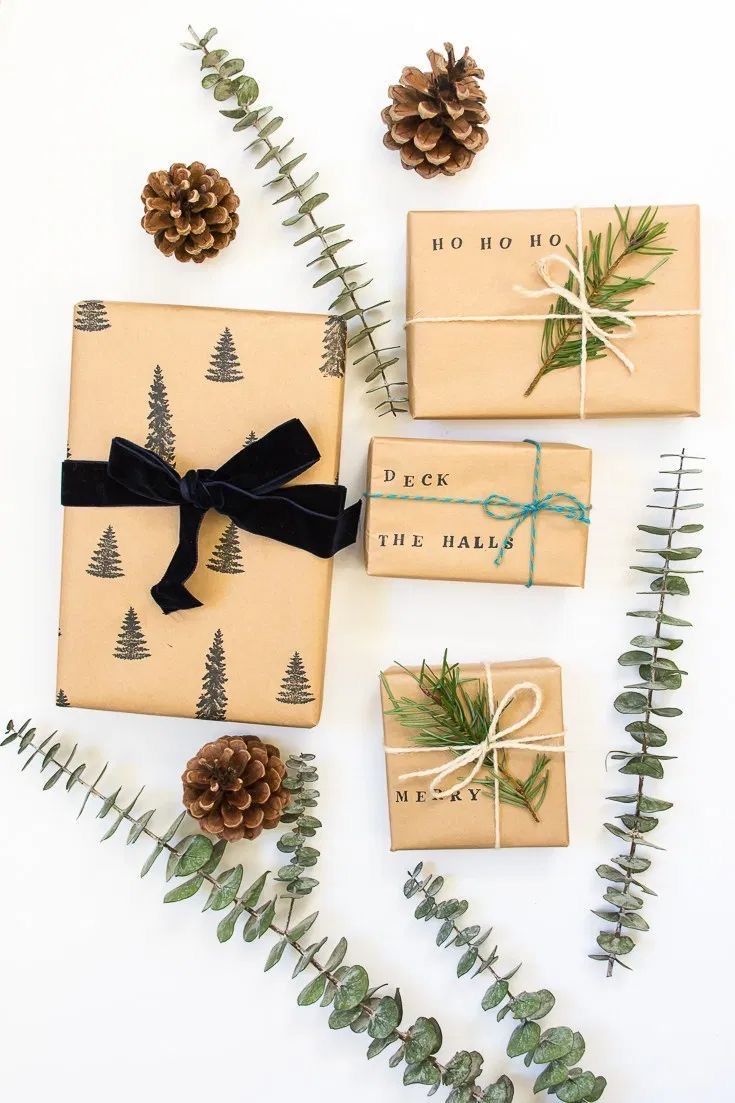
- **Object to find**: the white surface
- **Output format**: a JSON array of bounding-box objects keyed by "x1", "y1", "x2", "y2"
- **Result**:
[{"x1": 0, "y1": 2, "x2": 731, "y2": 1100}]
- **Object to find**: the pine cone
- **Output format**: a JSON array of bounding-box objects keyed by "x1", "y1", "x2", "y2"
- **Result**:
[
  {"x1": 381, "y1": 43, "x2": 489, "y2": 179},
  {"x1": 141, "y1": 161, "x2": 240, "y2": 263},
  {"x1": 182, "y1": 735, "x2": 289, "y2": 841}
]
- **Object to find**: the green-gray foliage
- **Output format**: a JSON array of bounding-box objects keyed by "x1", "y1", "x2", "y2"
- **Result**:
[
  {"x1": 3, "y1": 721, "x2": 514, "y2": 1102},
  {"x1": 525, "y1": 207, "x2": 675, "y2": 398},
  {"x1": 181, "y1": 26, "x2": 406, "y2": 418},
  {"x1": 593, "y1": 450, "x2": 703, "y2": 976},
  {"x1": 404, "y1": 863, "x2": 606, "y2": 1101},
  {"x1": 382, "y1": 655, "x2": 550, "y2": 822}
]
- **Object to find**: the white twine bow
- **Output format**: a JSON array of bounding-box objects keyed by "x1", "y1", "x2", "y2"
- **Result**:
[
  {"x1": 405, "y1": 206, "x2": 700, "y2": 418},
  {"x1": 385, "y1": 665, "x2": 565, "y2": 848}
]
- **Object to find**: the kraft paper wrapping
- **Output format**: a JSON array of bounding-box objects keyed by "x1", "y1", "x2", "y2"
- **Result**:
[
  {"x1": 406, "y1": 205, "x2": 700, "y2": 419},
  {"x1": 380, "y1": 660, "x2": 568, "y2": 850},
  {"x1": 364, "y1": 437, "x2": 591, "y2": 586},
  {"x1": 57, "y1": 300, "x2": 347, "y2": 727}
]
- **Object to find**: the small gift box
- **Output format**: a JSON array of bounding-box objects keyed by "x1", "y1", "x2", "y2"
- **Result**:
[
  {"x1": 406, "y1": 204, "x2": 700, "y2": 419},
  {"x1": 380, "y1": 657, "x2": 569, "y2": 850},
  {"x1": 57, "y1": 300, "x2": 359, "y2": 727},
  {"x1": 364, "y1": 437, "x2": 591, "y2": 586}
]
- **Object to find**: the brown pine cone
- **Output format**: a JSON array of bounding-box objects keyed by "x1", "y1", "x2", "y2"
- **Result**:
[
  {"x1": 182, "y1": 735, "x2": 289, "y2": 841},
  {"x1": 141, "y1": 161, "x2": 240, "y2": 263},
  {"x1": 381, "y1": 43, "x2": 489, "y2": 179}
]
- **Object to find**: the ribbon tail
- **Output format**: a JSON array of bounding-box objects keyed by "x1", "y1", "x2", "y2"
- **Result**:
[{"x1": 150, "y1": 503, "x2": 205, "y2": 615}]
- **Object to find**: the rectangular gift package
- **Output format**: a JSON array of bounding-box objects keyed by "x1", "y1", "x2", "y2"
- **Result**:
[
  {"x1": 57, "y1": 300, "x2": 352, "y2": 727},
  {"x1": 380, "y1": 659, "x2": 568, "y2": 850},
  {"x1": 406, "y1": 205, "x2": 700, "y2": 419},
  {"x1": 364, "y1": 437, "x2": 591, "y2": 586}
]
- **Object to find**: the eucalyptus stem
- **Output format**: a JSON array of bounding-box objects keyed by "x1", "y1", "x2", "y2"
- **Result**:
[
  {"x1": 592, "y1": 449, "x2": 704, "y2": 975},
  {"x1": 184, "y1": 26, "x2": 407, "y2": 417},
  {"x1": 3, "y1": 721, "x2": 514, "y2": 1102}
]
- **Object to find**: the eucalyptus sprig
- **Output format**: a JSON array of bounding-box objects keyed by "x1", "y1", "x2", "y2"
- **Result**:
[
  {"x1": 3, "y1": 720, "x2": 515, "y2": 1102},
  {"x1": 182, "y1": 26, "x2": 407, "y2": 418},
  {"x1": 405, "y1": 863, "x2": 606, "y2": 1102},
  {"x1": 592, "y1": 450, "x2": 703, "y2": 976},
  {"x1": 525, "y1": 207, "x2": 675, "y2": 397},
  {"x1": 382, "y1": 655, "x2": 550, "y2": 822}
]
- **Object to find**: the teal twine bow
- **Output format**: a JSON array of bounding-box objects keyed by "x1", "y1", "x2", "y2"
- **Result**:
[{"x1": 365, "y1": 439, "x2": 590, "y2": 586}]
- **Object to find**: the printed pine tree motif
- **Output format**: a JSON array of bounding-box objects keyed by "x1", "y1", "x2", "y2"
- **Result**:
[
  {"x1": 207, "y1": 519, "x2": 245, "y2": 574},
  {"x1": 145, "y1": 364, "x2": 176, "y2": 465},
  {"x1": 276, "y1": 651, "x2": 315, "y2": 705},
  {"x1": 113, "y1": 607, "x2": 151, "y2": 661},
  {"x1": 206, "y1": 327, "x2": 243, "y2": 383},
  {"x1": 244, "y1": 430, "x2": 259, "y2": 447},
  {"x1": 74, "y1": 300, "x2": 111, "y2": 332},
  {"x1": 196, "y1": 628, "x2": 228, "y2": 720},
  {"x1": 319, "y1": 316, "x2": 346, "y2": 378},
  {"x1": 56, "y1": 689, "x2": 70, "y2": 707},
  {"x1": 86, "y1": 524, "x2": 125, "y2": 578},
  {"x1": 66, "y1": 443, "x2": 71, "y2": 459}
]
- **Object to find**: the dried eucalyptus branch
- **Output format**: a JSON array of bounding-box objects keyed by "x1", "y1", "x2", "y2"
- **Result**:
[
  {"x1": 3, "y1": 720, "x2": 514, "y2": 1102},
  {"x1": 404, "y1": 863, "x2": 606, "y2": 1102},
  {"x1": 591, "y1": 450, "x2": 703, "y2": 976},
  {"x1": 525, "y1": 207, "x2": 675, "y2": 397},
  {"x1": 182, "y1": 26, "x2": 407, "y2": 417},
  {"x1": 382, "y1": 655, "x2": 550, "y2": 823}
]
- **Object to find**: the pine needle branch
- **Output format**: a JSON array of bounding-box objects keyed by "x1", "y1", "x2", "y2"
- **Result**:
[
  {"x1": 404, "y1": 863, "x2": 607, "y2": 1101},
  {"x1": 591, "y1": 449, "x2": 703, "y2": 976},
  {"x1": 3, "y1": 722, "x2": 513, "y2": 1102},
  {"x1": 183, "y1": 26, "x2": 407, "y2": 417},
  {"x1": 382, "y1": 654, "x2": 551, "y2": 822},
  {"x1": 525, "y1": 207, "x2": 676, "y2": 397}
]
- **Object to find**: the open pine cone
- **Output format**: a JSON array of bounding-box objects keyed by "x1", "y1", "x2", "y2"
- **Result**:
[
  {"x1": 381, "y1": 43, "x2": 489, "y2": 178},
  {"x1": 141, "y1": 161, "x2": 240, "y2": 263},
  {"x1": 182, "y1": 735, "x2": 289, "y2": 841}
]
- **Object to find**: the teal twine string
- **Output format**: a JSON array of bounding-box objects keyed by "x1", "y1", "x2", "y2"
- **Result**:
[{"x1": 364, "y1": 439, "x2": 590, "y2": 587}]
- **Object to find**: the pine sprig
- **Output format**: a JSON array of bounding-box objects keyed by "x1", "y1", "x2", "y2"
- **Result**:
[
  {"x1": 404, "y1": 864, "x2": 607, "y2": 1102},
  {"x1": 382, "y1": 654, "x2": 551, "y2": 822},
  {"x1": 3, "y1": 721, "x2": 514, "y2": 1102},
  {"x1": 182, "y1": 26, "x2": 407, "y2": 417},
  {"x1": 525, "y1": 207, "x2": 675, "y2": 397},
  {"x1": 592, "y1": 450, "x2": 703, "y2": 976}
]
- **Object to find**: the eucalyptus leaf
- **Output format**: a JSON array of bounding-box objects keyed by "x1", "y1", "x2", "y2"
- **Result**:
[
  {"x1": 333, "y1": 965, "x2": 369, "y2": 1012},
  {"x1": 507, "y1": 1020, "x2": 541, "y2": 1058}
]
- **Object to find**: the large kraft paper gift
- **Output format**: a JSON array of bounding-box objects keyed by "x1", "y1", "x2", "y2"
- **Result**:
[
  {"x1": 406, "y1": 205, "x2": 700, "y2": 419},
  {"x1": 364, "y1": 437, "x2": 591, "y2": 586},
  {"x1": 380, "y1": 659, "x2": 568, "y2": 850},
  {"x1": 57, "y1": 300, "x2": 359, "y2": 727}
]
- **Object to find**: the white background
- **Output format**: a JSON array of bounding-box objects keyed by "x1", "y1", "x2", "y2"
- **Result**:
[{"x1": 1, "y1": 2, "x2": 731, "y2": 1100}]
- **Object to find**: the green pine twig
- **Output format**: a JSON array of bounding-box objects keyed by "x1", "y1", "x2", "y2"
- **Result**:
[
  {"x1": 382, "y1": 654, "x2": 551, "y2": 823},
  {"x1": 405, "y1": 863, "x2": 607, "y2": 1102},
  {"x1": 2, "y1": 721, "x2": 513, "y2": 1102},
  {"x1": 182, "y1": 26, "x2": 407, "y2": 417},
  {"x1": 525, "y1": 207, "x2": 675, "y2": 397},
  {"x1": 592, "y1": 450, "x2": 703, "y2": 976}
]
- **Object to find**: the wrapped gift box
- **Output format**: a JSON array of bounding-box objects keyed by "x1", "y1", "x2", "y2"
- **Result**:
[
  {"x1": 406, "y1": 205, "x2": 700, "y2": 419},
  {"x1": 380, "y1": 658, "x2": 569, "y2": 850},
  {"x1": 364, "y1": 437, "x2": 592, "y2": 586},
  {"x1": 57, "y1": 300, "x2": 356, "y2": 727}
]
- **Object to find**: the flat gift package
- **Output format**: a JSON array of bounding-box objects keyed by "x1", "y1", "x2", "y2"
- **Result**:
[
  {"x1": 380, "y1": 659, "x2": 568, "y2": 850},
  {"x1": 406, "y1": 204, "x2": 700, "y2": 419},
  {"x1": 364, "y1": 437, "x2": 591, "y2": 586},
  {"x1": 57, "y1": 300, "x2": 359, "y2": 727}
]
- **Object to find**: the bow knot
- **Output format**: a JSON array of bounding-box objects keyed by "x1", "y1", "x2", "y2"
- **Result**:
[
  {"x1": 61, "y1": 418, "x2": 361, "y2": 615},
  {"x1": 179, "y1": 468, "x2": 219, "y2": 511}
]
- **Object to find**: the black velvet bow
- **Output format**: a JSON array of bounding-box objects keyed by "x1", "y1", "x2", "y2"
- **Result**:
[{"x1": 61, "y1": 419, "x2": 361, "y2": 614}]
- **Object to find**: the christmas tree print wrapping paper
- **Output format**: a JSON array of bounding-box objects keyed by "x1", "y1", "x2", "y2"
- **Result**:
[
  {"x1": 57, "y1": 300, "x2": 347, "y2": 727},
  {"x1": 364, "y1": 437, "x2": 591, "y2": 587},
  {"x1": 406, "y1": 205, "x2": 700, "y2": 418},
  {"x1": 380, "y1": 659, "x2": 568, "y2": 850}
]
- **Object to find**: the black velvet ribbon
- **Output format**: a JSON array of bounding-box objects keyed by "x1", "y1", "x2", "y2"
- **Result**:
[{"x1": 61, "y1": 418, "x2": 361, "y2": 614}]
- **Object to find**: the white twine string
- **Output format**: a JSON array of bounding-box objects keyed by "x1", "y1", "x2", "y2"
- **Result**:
[
  {"x1": 405, "y1": 207, "x2": 700, "y2": 418},
  {"x1": 385, "y1": 665, "x2": 565, "y2": 848}
]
